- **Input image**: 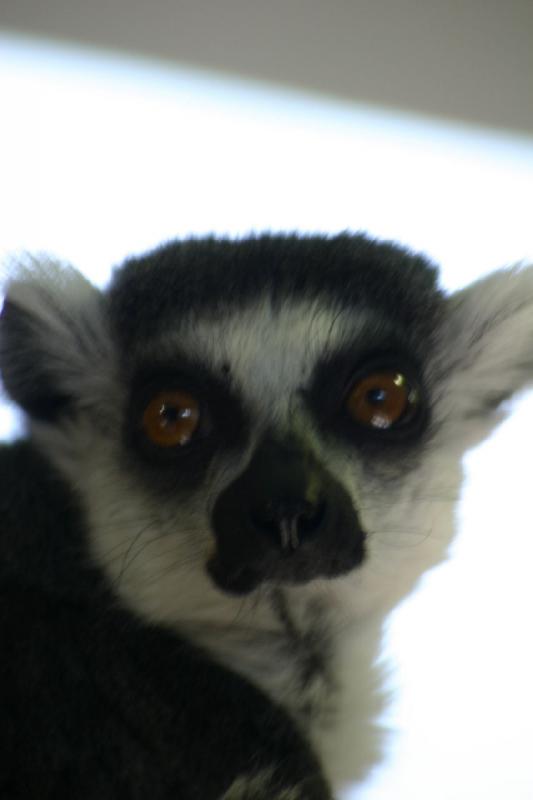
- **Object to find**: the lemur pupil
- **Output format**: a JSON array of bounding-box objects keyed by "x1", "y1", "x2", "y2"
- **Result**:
[
  {"x1": 160, "y1": 405, "x2": 180, "y2": 426},
  {"x1": 367, "y1": 388, "x2": 387, "y2": 405}
]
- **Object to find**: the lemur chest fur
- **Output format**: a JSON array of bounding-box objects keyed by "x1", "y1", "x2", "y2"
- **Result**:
[{"x1": 184, "y1": 588, "x2": 340, "y2": 732}]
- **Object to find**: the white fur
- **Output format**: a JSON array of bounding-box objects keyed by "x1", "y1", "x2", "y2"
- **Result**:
[
  {"x1": 221, "y1": 769, "x2": 305, "y2": 800},
  {"x1": 4, "y1": 256, "x2": 118, "y2": 424}
]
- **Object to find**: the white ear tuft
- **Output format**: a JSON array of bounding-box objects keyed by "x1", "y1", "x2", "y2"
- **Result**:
[
  {"x1": 0, "y1": 256, "x2": 112, "y2": 421},
  {"x1": 433, "y1": 264, "x2": 533, "y2": 425}
]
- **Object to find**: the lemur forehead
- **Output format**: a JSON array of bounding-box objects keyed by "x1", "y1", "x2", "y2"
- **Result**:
[
  {"x1": 136, "y1": 298, "x2": 390, "y2": 395},
  {"x1": 109, "y1": 235, "x2": 443, "y2": 355}
]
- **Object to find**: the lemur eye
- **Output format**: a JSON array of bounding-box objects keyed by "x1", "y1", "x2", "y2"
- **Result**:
[
  {"x1": 346, "y1": 371, "x2": 419, "y2": 429},
  {"x1": 142, "y1": 390, "x2": 200, "y2": 447}
]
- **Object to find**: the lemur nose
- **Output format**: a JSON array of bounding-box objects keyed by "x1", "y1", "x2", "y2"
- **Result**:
[{"x1": 251, "y1": 497, "x2": 326, "y2": 551}]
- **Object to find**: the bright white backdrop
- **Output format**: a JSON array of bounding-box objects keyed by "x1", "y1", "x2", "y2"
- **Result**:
[{"x1": 1, "y1": 35, "x2": 533, "y2": 799}]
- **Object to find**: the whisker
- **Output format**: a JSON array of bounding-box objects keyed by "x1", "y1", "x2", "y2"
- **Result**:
[
  {"x1": 115, "y1": 524, "x2": 170, "y2": 587},
  {"x1": 370, "y1": 528, "x2": 433, "y2": 548},
  {"x1": 149, "y1": 551, "x2": 204, "y2": 583}
]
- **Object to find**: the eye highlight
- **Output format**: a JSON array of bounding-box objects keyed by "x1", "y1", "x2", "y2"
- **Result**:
[
  {"x1": 142, "y1": 390, "x2": 200, "y2": 447},
  {"x1": 346, "y1": 371, "x2": 419, "y2": 430}
]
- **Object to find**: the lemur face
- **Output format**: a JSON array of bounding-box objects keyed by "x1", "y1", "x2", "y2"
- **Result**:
[
  {"x1": 2, "y1": 234, "x2": 531, "y2": 626},
  {"x1": 118, "y1": 294, "x2": 431, "y2": 596},
  {"x1": 100, "y1": 237, "x2": 439, "y2": 601}
]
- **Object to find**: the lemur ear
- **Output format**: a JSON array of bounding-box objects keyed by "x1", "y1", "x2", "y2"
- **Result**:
[
  {"x1": 433, "y1": 264, "x2": 533, "y2": 425},
  {"x1": 0, "y1": 257, "x2": 110, "y2": 422}
]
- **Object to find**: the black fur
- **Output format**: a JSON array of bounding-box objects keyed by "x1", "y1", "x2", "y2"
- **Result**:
[
  {"x1": 0, "y1": 442, "x2": 331, "y2": 799},
  {"x1": 110, "y1": 233, "x2": 444, "y2": 353}
]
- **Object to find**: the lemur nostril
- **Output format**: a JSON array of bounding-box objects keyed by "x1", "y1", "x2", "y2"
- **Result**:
[
  {"x1": 298, "y1": 500, "x2": 326, "y2": 532},
  {"x1": 251, "y1": 498, "x2": 327, "y2": 549}
]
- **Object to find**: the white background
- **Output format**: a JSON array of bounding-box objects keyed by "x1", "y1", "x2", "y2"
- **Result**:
[{"x1": 1, "y1": 35, "x2": 533, "y2": 799}]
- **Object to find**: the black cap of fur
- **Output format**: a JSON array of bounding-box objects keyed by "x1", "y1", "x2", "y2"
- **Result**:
[{"x1": 109, "y1": 233, "x2": 443, "y2": 350}]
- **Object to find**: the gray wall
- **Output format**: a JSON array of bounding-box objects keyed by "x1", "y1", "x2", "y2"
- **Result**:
[{"x1": 1, "y1": 0, "x2": 532, "y2": 135}]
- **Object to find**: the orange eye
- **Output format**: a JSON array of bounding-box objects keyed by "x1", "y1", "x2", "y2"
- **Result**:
[
  {"x1": 142, "y1": 390, "x2": 200, "y2": 447},
  {"x1": 346, "y1": 371, "x2": 418, "y2": 429}
]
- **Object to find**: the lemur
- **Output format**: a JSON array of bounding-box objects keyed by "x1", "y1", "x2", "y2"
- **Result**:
[{"x1": 1, "y1": 234, "x2": 531, "y2": 799}]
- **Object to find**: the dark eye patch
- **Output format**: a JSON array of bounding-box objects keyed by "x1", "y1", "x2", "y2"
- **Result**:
[
  {"x1": 122, "y1": 356, "x2": 249, "y2": 493},
  {"x1": 305, "y1": 344, "x2": 429, "y2": 447}
]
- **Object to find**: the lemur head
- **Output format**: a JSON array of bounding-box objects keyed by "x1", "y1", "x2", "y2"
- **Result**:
[{"x1": 2, "y1": 235, "x2": 532, "y2": 624}]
